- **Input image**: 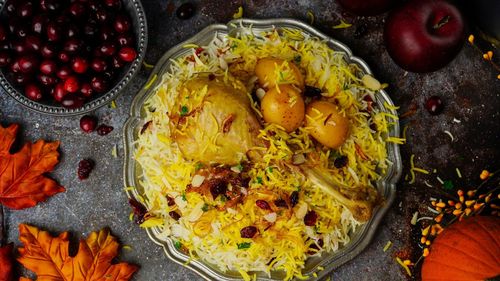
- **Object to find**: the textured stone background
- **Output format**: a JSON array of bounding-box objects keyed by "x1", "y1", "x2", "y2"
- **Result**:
[{"x1": 1, "y1": 0, "x2": 499, "y2": 280}]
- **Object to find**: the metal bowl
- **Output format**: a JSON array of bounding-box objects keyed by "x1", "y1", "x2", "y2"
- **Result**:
[
  {"x1": 0, "y1": 0, "x2": 147, "y2": 116},
  {"x1": 123, "y1": 18, "x2": 402, "y2": 280}
]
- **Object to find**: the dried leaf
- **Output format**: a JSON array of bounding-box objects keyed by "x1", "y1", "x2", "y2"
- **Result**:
[
  {"x1": 17, "y1": 224, "x2": 139, "y2": 281},
  {"x1": 0, "y1": 124, "x2": 65, "y2": 209},
  {"x1": 0, "y1": 243, "x2": 14, "y2": 281}
]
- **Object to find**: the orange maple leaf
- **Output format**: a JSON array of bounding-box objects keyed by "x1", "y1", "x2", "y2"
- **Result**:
[
  {"x1": 17, "y1": 224, "x2": 139, "y2": 281},
  {"x1": 0, "y1": 124, "x2": 65, "y2": 209}
]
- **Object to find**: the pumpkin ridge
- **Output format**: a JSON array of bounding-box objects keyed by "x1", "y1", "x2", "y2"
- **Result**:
[
  {"x1": 453, "y1": 226, "x2": 500, "y2": 264},
  {"x1": 433, "y1": 239, "x2": 498, "y2": 270},
  {"x1": 424, "y1": 258, "x2": 487, "y2": 279},
  {"x1": 475, "y1": 218, "x2": 500, "y2": 251}
]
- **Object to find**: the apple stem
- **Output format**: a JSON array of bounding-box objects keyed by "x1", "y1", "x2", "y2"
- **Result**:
[{"x1": 433, "y1": 15, "x2": 451, "y2": 29}]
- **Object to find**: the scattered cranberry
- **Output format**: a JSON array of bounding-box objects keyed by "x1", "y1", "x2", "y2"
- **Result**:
[
  {"x1": 66, "y1": 24, "x2": 79, "y2": 38},
  {"x1": 41, "y1": 43, "x2": 57, "y2": 58},
  {"x1": 176, "y1": 3, "x2": 196, "y2": 20},
  {"x1": 118, "y1": 47, "x2": 137, "y2": 62},
  {"x1": 64, "y1": 76, "x2": 79, "y2": 93},
  {"x1": 58, "y1": 52, "x2": 70, "y2": 63},
  {"x1": 24, "y1": 35, "x2": 42, "y2": 52},
  {"x1": 40, "y1": 0, "x2": 61, "y2": 13},
  {"x1": 95, "y1": 9, "x2": 109, "y2": 23},
  {"x1": 240, "y1": 226, "x2": 258, "y2": 238},
  {"x1": 0, "y1": 52, "x2": 11, "y2": 67},
  {"x1": 18, "y1": 55, "x2": 38, "y2": 73},
  {"x1": 112, "y1": 56, "x2": 125, "y2": 69},
  {"x1": 91, "y1": 58, "x2": 107, "y2": 72},
  {"x1": 99, "y1": 26, "x2": 115, "y2": 41},
  {"x1": 425, "y1": 96, "x2": 444, "y2": 115},
  {"x1": 80, "y1": 82, "x2": 94, "y2": 97},
  {"x1": 13, "y1": 74, "x2": 31, "y2": 85},
  {"x1": 169, "y1": 211, "x2": 181, "y2": 221},
  {"x1": 304, "y1": 211, "x2": 318, "y2": 226},
  {"x1": 17, "y1": 2, "x2": 34, "y2": 18},
  {"x1": 80, "y1": 115, "x2": 98, "y2": 133},
  {"x1": 96, "y1": 124, "x2": 114, "y2": 135},
  {"x1": 72, "y1": 57, "x2": 88, "y2": 74},
  {"x1": 117, "y1": 33, "x2": 134, "y2": 47},
  {"x1": 10, "y1": 59, "x2": 21, "y2": 73},
  {"x1": 99, "y1": 41, "x2": 116, "y2": 56},
  {"x1": 32, "y1": 15, "x2": 46, "y2": 34},
  {"x1": 91, "y1": 76, "x2": 108, "y2": 93},
  {"x1": 39, "y1": 60, "x2": 57, "y2": 75},
  {"x1": 56, "y1": 66, "x2": 72, "y2": 80},
  {"x1": 46, "y1": 22, "x2": 62, "y2": 41},
  {"x1": 104, "y1": 0, "x2": 122, "y2": 10},
  {"x1": 37, "y1": 74, "x2": 57, "y2": 86},
  {"x1": 52, "y1": 82, "x2": 67, "y2": 102},
  {"x1": 25, "y1": 84, "x2": 42, "y2": 101},
  {"x1": 69, "y1": 2, "x2": 87, "y2": 18},
  {"x1": 77, "y1": 158, "x2": 95, "y2": 180},
  {"x1": 256, "y1": 200, "x2": 271, "y2": 210},
  {"x1": 114, "y1": 14, "x2": 131, "y2": 33},
  {"x1": 290, "y1": 191, "x2": 299, "y2": 207},
  {"x1": 64, "y1": 38, "x2": 83, "y2": 54},
  {"x1": 61, "y1": 94, "x2": 85, "y2": 109}
]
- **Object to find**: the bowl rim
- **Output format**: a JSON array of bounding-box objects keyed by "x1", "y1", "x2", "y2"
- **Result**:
[
  {"x1": 123, "y1": 18, "x2": 402, "y2": 281},
  {"x1": 0, "y1": 0, "x2": 148, "y2": 116}
]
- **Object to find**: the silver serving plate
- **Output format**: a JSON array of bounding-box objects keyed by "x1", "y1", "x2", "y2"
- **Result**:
[
  {"x1": 123, "y1": 18, "x2": 402, "y2": 281},
  {"x1": 0, "y1": 0, "x2": 147, "y2": 116}
]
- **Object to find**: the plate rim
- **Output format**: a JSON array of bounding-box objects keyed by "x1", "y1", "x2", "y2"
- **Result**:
[{"x1": 123, "y1": 17, "x2": 402, "y2": 281}]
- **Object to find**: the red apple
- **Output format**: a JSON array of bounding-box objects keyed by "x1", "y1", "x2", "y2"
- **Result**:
[
  {"x1": 384, "y1": 0, "x2": 465, "y2": 73},
  {"x1": 337, "y1": 0, "x2": 399, "y2": 16}
]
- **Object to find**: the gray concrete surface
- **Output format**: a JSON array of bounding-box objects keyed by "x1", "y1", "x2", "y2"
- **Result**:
[{"x1": 1, "y1": 0, "x2": 499, "y2": 280}]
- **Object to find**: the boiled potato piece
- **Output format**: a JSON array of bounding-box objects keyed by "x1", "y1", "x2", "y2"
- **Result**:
[
  {"x1": 261, "y1": 85, "x2": 305, "y2": 132},
  {"x1": 255, "y1": 57, "x2": 304, "y2": 90},
  {"x1": 305, "y1": 101, "x2": 350, "y2": 149}
]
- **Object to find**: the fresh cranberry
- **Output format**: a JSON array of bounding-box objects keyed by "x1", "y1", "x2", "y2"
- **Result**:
[
  {"x1": 32, "y1": 15, "x2": 47, "y2": 34},
  {"x1": 91, "y1": 58, "x2": 107, "y2": 72},
  {"x1": 99, "y1": 26, "x2": 115, "y2": 41},
  {"x1": 40, "y1": 0, "x2": 61, "y2": 13},
  {"x1": 66, "y1": 24, "x2": 80, "y2": 38},
  {"x1": 91, "y1": 76, "x2": 108, "y2": 93},
  {"x1": 118, "y1": 47, "x2": 137, "y2": 62},
  {"x1": 64, "y1": 38, "x2": 83, "y2": 54},
  {"x1": 104, "y1": 0, "x2": 122, "y2": 10},
  {"x1": 80, "y1": 115, "x2": 98, "y2": 133},
  {"x1": 240, "y1": 226, "x2": 257, "y2": 238},
  {"x1": 17, "y1": 2, "x2": 33, "y2": 18},
  {"x1": 56, "y1": 66, "x2": 72, "y2": 80},
  {"x1": 77, "y1": 158, "x2": 95, "y2": 180},
  {"x1": 58, "y1": 52, "x2": 70, "y2": 63},
  {"x1": 10, "y1": 59, "x2": 21, "y2": 73},
  {"x1": 64, "y1": 76, "x2": 80, "y2": 93},
  {"x1": 0, "y1": 25, "x2": 7, "y2": 41},
  {"x1": 25, "y1": 84, "x2": 43, "y2": 101},
  {"x1": 103, "y1": 70, "x2": 115, "y2": 81},
  {"x1": 37, "y1": 74, "x2": 58, "y2": 86},
  {"x1": 10, "y1": 40, "x2": 26, "y2": 53},
  {"x1": 69, "y1": 2, "x2": 87, "y2": 18},
  {"x1": 425, "y1": 96, "x2": 444, "y2": 115},
  {"x1": 256, "y1": 200, "x2": 271, "y2": 210},
  {"x1": 95, "y1": 9, "x2": 109, "y2": 23},
  {"x1": 96, "y1": 124, "x2": 114, "y2": 135},
  {"x1": 41, "y1": 43, "x2": 57, "y2": 58},
  {"x1": 40, "y1": 60, "x2": 57, "y2": 75},
  {"x1": 80, "y1": 82, "x2": 94, "y2": 97},
  {"x1": 72, "y1": 57, "x2": 88, "y2": 74},
  {"x1": 18, "y1": 55, "x2": 39, "y2": 73},
  {"x1": 46, "y1": 22, "x2": 62, "y2": 41},
  {"x1": 13, "y1": 73, "x2": 31, "y2": 85},
  {"x1": 0, "y1": 43, "x2": 9, "y2": 51},
  {"x1": 112, "y1": 56, "x2": 125, "y2": 69},
  {"x1": 24, "y1": 35, "x2": 42, "y2": 52},
  {"x1": 176, "y1": 3, "x2": 196, "y2": 20},
  {"x1": 5, "y1": 0, "x2": 17, "y2": 15},
  {"x1": 83, "y1": 21, "x2": 98, "y2": 38},
  {"x1": 61, "y1": 94, "x2": 85, "y2": 109},
  {"x1": 52, "y1": 82, "x2": 67, "y2": 102},
  {"x1": 114, "y1": 14, "x2": 131, "y2": 33},
  {"x1": 99, "y1": 42, "x2": 116, "y2": 56},
  {"x1": 117, "y1": 33, "x2": 134, "y2": 47},
  {"x1": 304, "y1": 210, "x2": 318, "y2": 226},
  {"x1": 14, "y1": 24, "x2": 29, "y2": 38},
  {"x1": 0, "y1": 52, "x2": 11, "y2": 67}
]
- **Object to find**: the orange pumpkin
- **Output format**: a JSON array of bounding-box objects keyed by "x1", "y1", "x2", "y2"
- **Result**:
[{"x1": 422, "y1": 216, "x2": 500, "y2": 281}]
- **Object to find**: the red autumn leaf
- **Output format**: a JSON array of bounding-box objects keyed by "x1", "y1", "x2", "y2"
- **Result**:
[
  {"x1": 0, "y1": 124, "x2": 65, "y2": 209},
  {"x1": 0, "y1": 243, "x2": 14, "y2": 281},
  {"x1": 17, "y1": 224, "x2": 139, "y2": 281}
]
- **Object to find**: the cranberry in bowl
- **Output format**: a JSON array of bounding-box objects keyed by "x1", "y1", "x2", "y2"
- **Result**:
[{"x1": 0, "y1": 0, "x2": 147, "y2": 116}]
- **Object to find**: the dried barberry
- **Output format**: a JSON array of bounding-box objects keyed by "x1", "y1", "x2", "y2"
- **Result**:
[
  {"x1": 129, "y1": 198, "x2": 147, "y2": 224},
  {"x1": 240, "y1": 226, "x2": 257, "y2": 238},
  {"x1": 256, "y1": 200, "x2": 271, "y2": 210},
  {"x1": 166, "y1": 196, "x2": 175, "y2": 206},
  {"x1": 304, "y1": 210, "x2": 318, "y2": 226},
  {"x1": 210, "y1": 180, "x2": 227, "y2": 199},
  {"x1": 169, "y1": 211, "x2": 181, "y2": 221},
  {"x1": 304, "y1": 85, "x2": 322, "y2": 97},
  {"x1": 77, "y1": 158, "x2": 94, "y2": 180},
  {"x1": 290, "y1": 191, "x2": 299, "y2": 207},
  {"x1": 274, "y1": 198, "x2": 288, "y2": 208},
  {"x1": 334, "y1": 156, "x2": 348, "y2": 168},
  {"x1": 96, "y1": 124, "x2": 114, "y2": 135}
]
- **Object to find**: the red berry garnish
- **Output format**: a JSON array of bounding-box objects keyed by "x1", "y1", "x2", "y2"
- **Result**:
[
  {"x1": 169, "y1": 211, "x2": 181, "y2": 221},
  {"x1": 40, "y1": 60, "x2": 57, "y2": 75},
  {"x1": 425, "y1": 96, "x2": 444, "y2": 115},
  {"x1": 77, "y1": 158, "x2": 95, "y2": 180},
  {"x1": 61, "y1": 94, "x2": 85, "y2": 109},
  {"x1": 80, "y1": 82, "x2": 94, "y2": 97},
  {"x1": 64, "y1": 76, "x2": 80, "y2": 93},
  {"x1": 25, "y1": 84, "x2": 43, "y2": 101},
  {"x1": 52, "y1": 82, "x2": 67, "y2": 102},
  {"x1": 118, "y1": 47, "x2": 137, "y2": 62},
  {"x1": 256, "y1": 200, "x2": 271, "y2": 210},
  {"x1": 80, "y1": 115, "x2": 98, "y2": 133},
  {"x1": 240, "y1": 226, "x2": 258, "y2": 238},
  {"x1": 304, "y1": 210, "x2": 318, "y2": 226},
  {"x1": 96, "y1": 124, "x2": 114, "y2": 136},
  {"x1": 72, "y1": 57, "x2": 88, "y2": 74}
]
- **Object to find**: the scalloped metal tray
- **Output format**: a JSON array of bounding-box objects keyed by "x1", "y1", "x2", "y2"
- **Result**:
[{"x1": 123, "y1": 18, "x2": 402, "y2": 281}]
